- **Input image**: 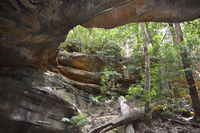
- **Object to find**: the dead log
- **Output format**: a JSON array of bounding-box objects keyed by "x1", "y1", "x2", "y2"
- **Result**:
[
  {"x1": 118, "y1": 96, "x2": 135, "y2": 133},
  {"x1": 90, "y1": 97, "x2": 142, "y2": 133},
  {"x1": 171, "y1": 119, "x2": 200, "y2": 128},
  {"x1": 90, "y1": 111, "x2": 141, "y2": 133}
]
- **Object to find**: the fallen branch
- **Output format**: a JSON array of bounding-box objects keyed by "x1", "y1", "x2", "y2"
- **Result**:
[
  {"x1": 171, "y1": 119, "x2": 200, "y2": 128},
  {"x1": 90, "y1": 98, "x2": 142, "y2": 133}
]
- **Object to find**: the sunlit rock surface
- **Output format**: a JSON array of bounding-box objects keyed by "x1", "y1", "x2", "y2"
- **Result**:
[
  {"x1": 83, "y1": 0, "x2": 200, "y2": 28},
  {"x1": 57, "y1": 52, "x2": 141, "y2": 94},
  {"x1": 0, "y1": 0, "x2": 199, "y2": 67}
]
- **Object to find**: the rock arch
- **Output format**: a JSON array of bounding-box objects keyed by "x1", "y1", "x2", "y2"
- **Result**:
[
  {"x1": 0, "y1": 0, "x2": 199, "y2": 67},
  {"x1": 0, "y1": 0, "x2": 200, "y2": 133}
]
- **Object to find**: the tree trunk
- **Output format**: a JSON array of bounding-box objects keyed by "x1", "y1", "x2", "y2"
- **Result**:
[
  {"x1": 168, "y1": 23, "x2": 178, "y2": 99},
  {"x1": 140, "y1": 23, "x2": 151, "y2": 113},
  {"x1": 174, "y1": 23, "x2": 200, "y2": 121},
  {"x1": 89, "y1": 109, "x2": 141, "y2": 133},
  {"x1": 118, "y1": 96, "x2": 135, "y2": 133}
]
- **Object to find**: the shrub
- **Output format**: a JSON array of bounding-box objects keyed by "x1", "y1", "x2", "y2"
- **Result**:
[{"x1": 61, "y1": 113, "x2": 89, "y2": 127}]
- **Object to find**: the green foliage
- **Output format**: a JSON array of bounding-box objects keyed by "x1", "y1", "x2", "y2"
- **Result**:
[
  {"x1": 152, "y1": 103, "x2": 169, "y2": 111},
  {"x1": 126, "y1": 84, "x2": 143, "y2": 100},
  {"x1": 196, "y1": 117, "x2": 200, "y2": 123},
  {"x1": 159, "y1": 97, "x2": 192, "y2": 118},
  {"x1": 126, "y1": 84, "x2": 157, "y2": 103},
  {"x1": 100, "y1": 67, "x2": 121, "y2": 96},
  {"x1": 170, "y1": 98, "x2": 190, "y2": 113},
  {"x1": 59, "y1": 41, "x2": 71, "y2": 53},
  {"x1": 60, "y1": 25, "x2": 123, "y2": 59},
  {"x1": 61, "y1": 113, "x2": 89, "y2": 127},
  {"x1": 161, "y1": 110, "x2": 174, "y2": 118},
  {"x1": 59, "y1": 20, "x2": 199, "y2": 117},
  {"x1": 90, "y1": 95, "x2": 104, "y2": 103}
]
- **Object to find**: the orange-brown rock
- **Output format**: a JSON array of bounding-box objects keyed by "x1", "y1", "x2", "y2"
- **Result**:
[
  {"x1": 62, "y1": 75, "x2": 101, "y2": 93},
  {"x1": 57, "y1": 52, "x2": 105, "y2": 72},
  {"x1": 83, "y1": 0, "x2": 200, "y2": 29},
  {"x1": 0, "y1": 0, "x2": 200, "y2": 67},
  {"x1": 57, "y1": 52, "x2": 122, "y2": 72},
  {"x1": 58, "y1": 66, "x2": 101, "y2": 84},
  {"x1": 57, "y1": 51, "x2": 141, "y2": 93}
]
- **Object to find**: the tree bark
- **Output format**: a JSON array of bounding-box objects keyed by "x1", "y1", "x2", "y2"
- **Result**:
[
  {"x1": 174, "y1": 23, "x2": 200, "y2": 121},
  {"x1": 141, "y1": 23, "x2": 151, "y2": 113}
]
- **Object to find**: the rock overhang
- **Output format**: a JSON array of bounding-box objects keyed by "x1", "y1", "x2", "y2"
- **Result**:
[{"x1": 0, "y1": 0, "x2": 199, "y2": 67}]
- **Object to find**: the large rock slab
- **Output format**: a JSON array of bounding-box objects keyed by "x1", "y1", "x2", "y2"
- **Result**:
[
  {"x1": 83, "y1": 0, "x2": 200, "y2": 28},
  {"x1": 57, "y1": 52, "x2": 141, "y2": 94},
  {"x1": 57, "y1": 52, "x2": 107, "y2": 72},
  {"x1": 58, "y1": 66, "x2": 101, "y2": 84},
  {"x1": 57, "y1": 52, "x2": 123, "y2": 72},
  {"x1": 0, "y1": 67, "x2": 88, "y2": 133}
]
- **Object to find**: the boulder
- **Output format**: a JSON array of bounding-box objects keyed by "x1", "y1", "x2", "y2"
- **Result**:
[
  {"x1": 65, "y1": 78, "x2": 102, "y2": 93},
  {"x1": 57, "y1": 52, "x2": 106, "y2": 72},
  {"x1": 58, "y1": 66, "x2": 101, "y2": 84},
  {"x1": 57, "y1": 52, "x2": 123, "y2": 72}
]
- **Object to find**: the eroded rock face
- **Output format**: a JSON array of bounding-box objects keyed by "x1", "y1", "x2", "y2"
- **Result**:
[
  {"x1": 58, "y1": 66, "x2": 101, "y2": 84},
  {"x1": 0, "y1": 67, "x2": 88, "y2": 133},
  {"x1": 0, "y1": 0, "x2": 130, "y2": 67},
  {"x1": 57, "y1": 52, "x2": 141, "y2": 94},
  {"x1": 0, "y1": 0, "x2": 199, "y2": 67},
  {"x1": 83, "y1": 0, "x2": 200, "y2": 28},
  {"x1": 57, "y1": 52, "x2": 107, "y2": 72}
]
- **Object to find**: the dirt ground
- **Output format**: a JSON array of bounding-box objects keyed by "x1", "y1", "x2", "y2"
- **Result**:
[{"x1": 80, "y1": 98, "x2": 200, "y2": 133}]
